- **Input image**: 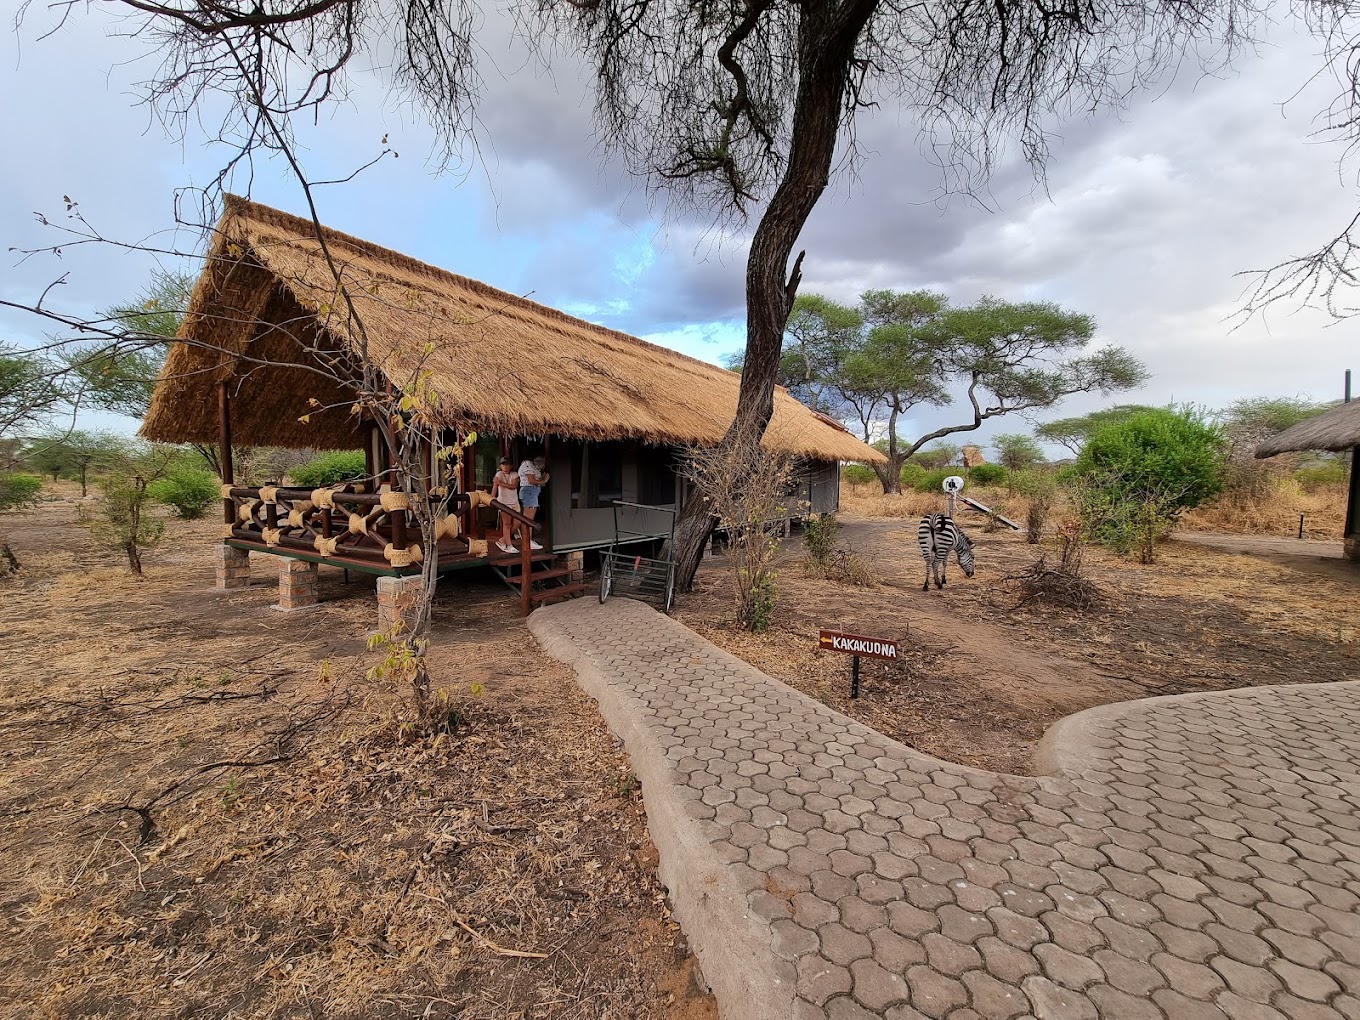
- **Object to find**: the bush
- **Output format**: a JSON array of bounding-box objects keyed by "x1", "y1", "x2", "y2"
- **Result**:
[
  {"x1": 842, "y1": 463, "x2": 876, "y2": 486},
  {"x1": 149, "y1": 468, "x2": 220, "y2": 520},
  {"x1": 968, "y1": 463, "x2": 1008, "y2": 487},
  {"x1": 898, "y1": 461, "x2": 926, "y2": 487},
  {"x1": 1076, "y1": 408, "x2": 1226, "y2": 562},
  {"x1": 0, "y1": 473, "x2": 42, "y2": 512},
  {"x1": 1013, "y1": 469, "x2": 1058, "y2": 545},
  {"x1": 803, "y1": 512, "x2": 840, "y2": 572},
  {"x1": 1295, "y1": 460, "x2": 1348, "y2": 491},
  {"x1": 289, "y1": 450, "x2": 367, "y2": 488},
  {"x1": 911, "y1": 468, "x2": 953, "y2": 493}
]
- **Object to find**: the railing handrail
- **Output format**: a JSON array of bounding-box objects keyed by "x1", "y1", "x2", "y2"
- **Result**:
[{"x1": 490, "y1": 499, "x2": 542, "y2": 531}]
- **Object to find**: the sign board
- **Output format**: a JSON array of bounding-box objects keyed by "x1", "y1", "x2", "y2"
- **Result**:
[
  {"x1": 819, "y1": 630, "x2": 899, "y2": 661},
  {"x1": 942, "y1": 475, "x2": 965, "y2": 494}
]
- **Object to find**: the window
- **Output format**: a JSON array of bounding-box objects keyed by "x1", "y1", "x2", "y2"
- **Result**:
[
  {"x1": 472, "y1": 433, "x2": 500, "y2": 490},
  {"x1": 563, "y1": 440, "x2": 626, "y2": 508},
  {"x1": 637, "y1": 445, "x2": 678, "y2": 505},
  {"x1": 593, "y1": 443, "x2": 624, "y2": 506}
]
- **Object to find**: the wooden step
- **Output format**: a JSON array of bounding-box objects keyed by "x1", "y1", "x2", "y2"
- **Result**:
[
  {"x1": 525, "y1": 567, "x2": 572, "y2": 584},
  {"x1": 531, "y1": 582, "x2": 591, "y2": 605},
  {"x1": 488, "y1": 549, "x2": 555, "y2": 568}
]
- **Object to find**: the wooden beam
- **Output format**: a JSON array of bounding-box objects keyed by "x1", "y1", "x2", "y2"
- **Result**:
[{"x1": 219, "y1": 380, "x2": 234, "y2": 526}]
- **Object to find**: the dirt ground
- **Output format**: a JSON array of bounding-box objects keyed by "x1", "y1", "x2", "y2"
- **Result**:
[
  {"x1": 678, "y1": 506, "x2": 1360, "y2": 777},
  {"x1": 0, "y1": 486, "x2": 715, "y2": 1020}
]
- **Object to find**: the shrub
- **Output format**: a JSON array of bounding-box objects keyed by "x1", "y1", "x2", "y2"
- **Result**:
[
  {"x1": 911, "y1": 468, "x2": 953, "y2": 493},
  {"x1": 803, "y1": 512, "x2": 840, "y2": 572},
  {"x1": 968, "y1": 463, "x2": 1008, "y2": 487},
  {"x1": 149, "y1": 468, "x2": 219, "y2": 519},
  {"x1": 1013, "y1": 469, "x2": 1058, "y2": 545},
  {"x1": 0, "y1": 473, "x2": 42, "y2": 512},
  {"x1": 1295, "y1": 460, "x2": 1348, "y2": 491},
  {"x1": 289, "y1": 450, "x2": 367, "y2": 488},
  {"x1": 1076, "y1": 408, "x2": 1226, "y2": 562},
  {"x1": 898, "y1": 461, "x2": 926, "y2": 487},
  {"x1": 842, "y1": 463, "x2": 876, "y2": 486}
]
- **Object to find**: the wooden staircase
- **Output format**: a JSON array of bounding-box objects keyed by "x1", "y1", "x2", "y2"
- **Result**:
[{"x1": 489, "y1": 548, "x2": 591, "y2": 611}]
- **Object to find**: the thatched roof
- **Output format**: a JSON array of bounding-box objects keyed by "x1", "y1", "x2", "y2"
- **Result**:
[
  {"x1": 141, "y1": 195, "x2": 882, "y2": 463},
  {"x1": 1256, "y1": 400, "x2": 1360, "y2": 457}
]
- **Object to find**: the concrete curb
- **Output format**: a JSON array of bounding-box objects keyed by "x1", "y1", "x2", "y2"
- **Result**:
[{"x1": 530, "y1": 599, "x2": 796, "y2": 1020}]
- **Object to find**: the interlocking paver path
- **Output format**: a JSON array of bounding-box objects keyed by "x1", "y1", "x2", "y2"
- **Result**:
[{"x1": 529, "y1": 598, "x2": 1360, "y2": 1020}]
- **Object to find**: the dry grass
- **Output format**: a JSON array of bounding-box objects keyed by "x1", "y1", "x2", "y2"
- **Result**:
[
  {"x1": 0, "y1": 485, "x2": 713, "y2": 1020},
  {"x1": 1183, "y1": 479, "x2": 1347, "y2": 539}
]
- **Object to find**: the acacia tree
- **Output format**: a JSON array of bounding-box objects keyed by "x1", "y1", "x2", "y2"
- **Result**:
[
  {"x1": 71, "y1": 271, "x2": 194, "y2": 421},
  {"x1": 0, "y1": 345, "x2": 67, "y2": 571},
  {"x1": 901, "y1": 298, "x2": 1147, "y2": 461},
  {"x1": 841, "y1": 289, "x2": 950, "y2": 492}
]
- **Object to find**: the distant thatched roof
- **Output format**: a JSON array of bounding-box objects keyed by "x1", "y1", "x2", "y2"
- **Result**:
[
  {"x1": 1256, "y1": 400, "x2": 1360, "y2": 457},
  {"x1": 141, "y1": 196, "x2": 882, "y2": 463}
]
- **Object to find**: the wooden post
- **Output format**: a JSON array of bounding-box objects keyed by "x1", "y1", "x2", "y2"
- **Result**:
[
  {"x1": 391, "y1": 502, "x2": 408, "y2": 554},
  {"x1": 219, "y1": 380, "x2": 234, "y2": 526},
  {"x1": 521, "y1": 523, "x2": 533, "y2": 616}
]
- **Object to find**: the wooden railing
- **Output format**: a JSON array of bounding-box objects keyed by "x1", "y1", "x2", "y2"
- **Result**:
[
  {"x1": 221, "y1": 481, "x2": 469, "y2": 574},
  {"x1": 491, "y1": 499, "x2": 543, "y2": 615}
]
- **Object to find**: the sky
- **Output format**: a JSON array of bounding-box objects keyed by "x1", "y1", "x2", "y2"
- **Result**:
[{"x1": 2, "y1": 3, "x2": 1358, "y2": 455}]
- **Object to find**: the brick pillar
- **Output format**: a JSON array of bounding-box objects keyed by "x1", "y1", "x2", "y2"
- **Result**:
[
  {"x1": 215, "y1": 544, "x2": 251, "y2": 589},
  {"x1": 377, "y1": 575, "x2": 423, "y2": 635},
  {"x1": 555, "y1": 550, "x2": 584, "y2": 583},
  {"x1": 275, "y1": 557, "x2": 319, "y2": 611}
]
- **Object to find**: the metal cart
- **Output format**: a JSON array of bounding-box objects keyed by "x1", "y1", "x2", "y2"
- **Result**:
[{"x1": 598, "y1": 500, "x2": 677, "y2": 612}]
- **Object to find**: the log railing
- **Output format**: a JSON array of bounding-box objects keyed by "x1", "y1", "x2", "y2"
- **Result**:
[
  {"x1": 491, "y1": 499, "x2": 543, "y2": 615},
  {"x1": 222, "y1": 481, "x2": 469, "y2": 573}
]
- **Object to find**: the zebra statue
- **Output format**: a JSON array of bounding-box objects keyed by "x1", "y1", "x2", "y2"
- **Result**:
[{"x1": 916, "y1": 513, "x2": 975, "y2": 591}]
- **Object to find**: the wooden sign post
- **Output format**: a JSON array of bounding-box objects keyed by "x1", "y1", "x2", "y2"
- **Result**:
[{"x1": 818, "y1": 630, "x2": 900, "y2": 699}]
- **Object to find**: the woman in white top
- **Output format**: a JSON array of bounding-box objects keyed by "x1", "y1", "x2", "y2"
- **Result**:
[
  {"x1": 517, "y1": 455, "x2": 549, "y2": 550},
  {"x1": 491, "y1": 457, "x2": 520, "y2": 553}
]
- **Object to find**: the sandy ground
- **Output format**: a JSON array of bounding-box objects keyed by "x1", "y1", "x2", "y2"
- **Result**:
[
  {"x1": 0, "y1": 486, "x2": 715, "y2": 1020},
  {"x1": 680, "y1": 510, "x2": 1360, "y2": 776}
]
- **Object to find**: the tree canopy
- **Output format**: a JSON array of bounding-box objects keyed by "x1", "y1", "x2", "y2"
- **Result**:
[
  {"x1": 69, "y1": 271, "x2": 193, "y2": 420},
  {"x1": 1035, "y1": 405, "x2": 1158, "y2": 455},
  {"x1": 760, "y1": 290, "x2": 1145, "y2": 491}
]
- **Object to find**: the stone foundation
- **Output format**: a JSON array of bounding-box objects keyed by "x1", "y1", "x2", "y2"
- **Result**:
[
  {"x1": 215, "y1": 544, "x2": 251, "y2": 589},
  {"x1": 556, "y1": 550, "x2": 585, "y2": 583},
  {"x1": 377, "y1": 575, "x2": 423, "y2": 635},
  {"x1": 276, "y1": 557, "x2": 319, "y2": 611},
  {"x1": 1346, "y1": 534, "x2": 1360, "y2": 563}
]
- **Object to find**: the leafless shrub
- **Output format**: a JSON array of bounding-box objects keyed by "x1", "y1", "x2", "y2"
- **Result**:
[
  {"x1": 1006, "y1": 516, "x2": 1099, "y2": 610},
  {"x1": 683, "y1": 424, "x2": 798, "y2": 632}
]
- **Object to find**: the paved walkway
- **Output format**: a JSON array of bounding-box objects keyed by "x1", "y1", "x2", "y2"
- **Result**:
[{"x1": 529, "y1": 599, "x2": 1360, "y2": 1020}]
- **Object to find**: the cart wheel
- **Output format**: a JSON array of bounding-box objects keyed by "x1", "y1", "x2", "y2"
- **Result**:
[
  {"x1": 663, "y1": 569, "x2": 675, "y2": 613},
  {"x1": 599, "y1": 556, "x2": 613, "y2": 603}
]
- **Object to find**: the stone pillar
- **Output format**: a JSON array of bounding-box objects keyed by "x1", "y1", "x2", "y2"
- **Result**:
[
  {"x1": 215, "y1": 544, "x2": 251, "y2": 589},
  {"x1": 276, "y1": 557, "x2": 319, "y2": 611},
  {"x1": 377, "y1": 575, "x2": 423, "y2": 635},
  {"x1": 556, "y1": 550, "x2": 584, "y2": 583}
]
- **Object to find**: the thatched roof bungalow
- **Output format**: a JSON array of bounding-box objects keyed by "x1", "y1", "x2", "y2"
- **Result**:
[
  {"x1": 142, "y1": 196, "x2": 876, "y2": 463},
  {"x1": 1256, "y1": 399, "x2": 1360, "y2": 563},
  {"x1": 141, "y1": 196, "x2": 880, "y2": 611}
]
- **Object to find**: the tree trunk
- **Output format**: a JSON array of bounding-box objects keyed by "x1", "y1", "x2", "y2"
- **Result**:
[
  {"x1": 79, "y1": 465, "x2": 88, "y2": 498},
  {"x1": 0, "y1": 539, "x2": 19, "y2": 575},
  {"x1": 125, "y1": 540, "x2": 143, "y2": 574},
  {"x1": 874, "y1": 404, "x2": 903, "y2": 494},
  {"x1": 669, "y1": 4, "x2": 871, "y2": 591}
]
